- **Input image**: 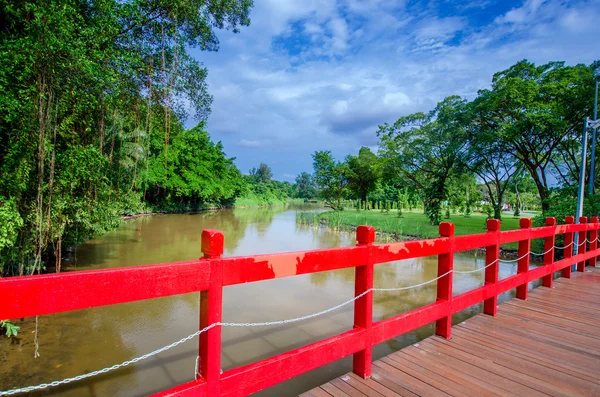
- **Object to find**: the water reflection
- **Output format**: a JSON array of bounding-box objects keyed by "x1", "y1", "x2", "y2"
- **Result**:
[{"x1": 1, "y1": 206, "x2": 524, "y2": 397}]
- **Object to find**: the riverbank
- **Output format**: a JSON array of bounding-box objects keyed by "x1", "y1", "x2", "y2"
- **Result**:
[
  {"x1": 122, "y1": 197, "x2": 303, "y2": 219},
  {"x1": 300, "y1": 210, "x2": 526, "y2": 252}
]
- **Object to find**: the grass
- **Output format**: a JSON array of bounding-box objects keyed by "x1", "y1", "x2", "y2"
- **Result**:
[
  {"x1": 233, "y1": 191, "x2": 287, "y2": 208},
  {"x1": 315, "y1": 210, "x2": 523, "y2": 248}
]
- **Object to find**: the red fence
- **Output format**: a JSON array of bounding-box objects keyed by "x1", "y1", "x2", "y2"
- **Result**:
[{"x1": 1, "y1": 216, "x2": 600, "y2": 396}]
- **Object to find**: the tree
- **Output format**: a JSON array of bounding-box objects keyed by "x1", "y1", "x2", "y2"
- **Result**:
[
  {"x1": 483, "y1": 60, "x2": 596, "y2": 211},
  {"x1": 0, "y1": 0, "x2": 254, "y2": 275},
  {"x1": 249, "y1": 163, "x2": 273, "y2": 184},
  {"x1": 294, "y1": 172, "x2": 317, "y2": 199},
  {"x1": 464, "y1": 93, "x2": 522, "y2": 220},
  {"x1": 312, "y1": 151, "x2": 349, "y2": 211},
  {"x1": 346, "y1": 147, "x2": 380, "y2": 204},
  {"x1": 378, "y1": 96, "x2": 469, "y2": 225}
]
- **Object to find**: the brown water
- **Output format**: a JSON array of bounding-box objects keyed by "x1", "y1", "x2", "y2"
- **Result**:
[{"x1": 0, "y1": 206, "x2": 525, "y2": 396}]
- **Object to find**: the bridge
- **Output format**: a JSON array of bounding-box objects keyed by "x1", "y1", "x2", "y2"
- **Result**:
[{"x1": 1, "y1": 215, "x2": 599, "y2": 396}]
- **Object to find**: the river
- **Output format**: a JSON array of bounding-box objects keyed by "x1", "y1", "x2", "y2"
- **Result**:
[{"x1": 0, "y1": 205, "x2": 528, "y2": 396}]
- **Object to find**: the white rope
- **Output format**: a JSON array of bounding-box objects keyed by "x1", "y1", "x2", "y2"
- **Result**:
[
  {"x1": 0, "y1": 323, "x2": 218, "y2": 396},
  {"x1": 454, "y1": 259, "x2": 499, "y2": 274},
  {"x1": 219, "y1": 289, "x2": 372, "y2": 327},
  {"x1": 372, "y1": 270, "x2": 451, "y2": 291},
  {"x1": 1, "y1": 270, "x2": 451, "y2": 396},
  {"x1": 499, "y1": 252, "x2": 530, "y2": 264},
  {"x1": 554, "y1": 241, "x2": 574, "y2": 250},
  {"x1": 6, "y1": 237, "x2": 600, "y2": 396},
  {"x1": 530, "y1": 246, "x2": 554, "y2": 256}
]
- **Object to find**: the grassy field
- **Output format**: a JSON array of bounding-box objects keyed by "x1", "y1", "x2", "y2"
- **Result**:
[{"x1": 317, "y1": 209, "x2": 523, "y2": 238}]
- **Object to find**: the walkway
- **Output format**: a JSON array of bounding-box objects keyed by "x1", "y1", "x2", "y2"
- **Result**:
[{"x1": 302, "y1": 267, "x2": 600, "y2": 397}]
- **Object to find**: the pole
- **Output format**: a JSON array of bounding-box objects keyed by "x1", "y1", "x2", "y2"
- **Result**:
[
  {"x1": 589, "y1": 78, "x2": 599, "y2": 194},
  {"x1": 574, "y1": 118, "x2": 589, "y2": 257}
]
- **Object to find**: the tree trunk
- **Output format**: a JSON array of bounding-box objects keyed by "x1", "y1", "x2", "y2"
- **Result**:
[{"x1": 494, "y1": 205, "x2": 502, "y2": 220}]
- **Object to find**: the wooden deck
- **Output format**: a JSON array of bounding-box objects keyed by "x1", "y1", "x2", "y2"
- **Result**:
[{"x1": 302, "y1": 267, "x2": 600, "y2": 397}]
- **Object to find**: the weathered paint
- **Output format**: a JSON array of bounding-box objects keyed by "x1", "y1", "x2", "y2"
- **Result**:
[{"x1": 1, "y1": 217, "x2": 599, "y2": 397}]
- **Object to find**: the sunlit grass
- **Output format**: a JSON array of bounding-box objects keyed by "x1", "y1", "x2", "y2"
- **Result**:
[{"x1": 317, "y1": 210, "x2": 523, "y2": 246}]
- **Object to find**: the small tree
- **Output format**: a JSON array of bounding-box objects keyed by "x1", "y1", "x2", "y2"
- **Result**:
[{"x1": 312, "y1": 151, "x2": 349, "y2": 211}]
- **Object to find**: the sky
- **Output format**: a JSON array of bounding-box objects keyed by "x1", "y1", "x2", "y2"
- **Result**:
[{"x1": 188, "y1": 0, "x2": 600, "y2": 182}]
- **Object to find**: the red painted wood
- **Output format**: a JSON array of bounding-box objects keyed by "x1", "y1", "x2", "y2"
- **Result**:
[
  {"x1": 218, "y1": 328, "x2": 366, "y2": 397},
  {"x1": 353, "y1": 225, "x2": 375, "y2": 379},
  {"x1": 588, "y1": 217, "x2": 598, "y2": 267},
  {"x1": 5, "y1": 216, "x2": 600, "y2": 397},
  {"x1": 454, "y1": 232, "x2": 495, "y2": 252},
  {"x1": 484, "y1": 219, "x2": 500, "y2": 316},
  {"x1": 198, "y1": 230, "x2": 224, "y2": 396},
  {"x1": 0, "y1": 260, "x2": 211, "y2": 319},
  {"x1": 542, "y1": 217, "x2": 556, "y2": 288},
  {"x1": 372, "y1": 300, "x2": 450, "y2": 345},
  {"x1": 577, "y1": 217, "x2": 588, "y2": 272},
  {"x1": 373, "y1": 238, "x2": 449, "y2": 263},
  {"x1": 222, "y1": 246, "x2": 367, "y2": 286},
  {"x1": 435, "y1": 222, "x2": 454, "y2": 339},
  {"x1": 562, "y1": 216, "x2": 575, "y2": 279},
  {"x1": 516, "y1": 218, "x2": 532, "y2": 299},
  {"x1": 152, "y1": 380, "x2": 207, "y2": 397}
]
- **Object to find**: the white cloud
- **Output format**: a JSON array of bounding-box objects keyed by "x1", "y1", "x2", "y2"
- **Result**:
[
  {"x1": 239, "y1": 139, "x2": 264, "y2": 148},
  {"x1": 189, "y1": 0, "x2": 600, "y2": 178}
]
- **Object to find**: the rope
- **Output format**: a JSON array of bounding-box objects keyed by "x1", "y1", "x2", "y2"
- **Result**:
[
  {"x1": 372, "y1": 270, "x2": 451, "y2": 291},
  {"x1": 454, "y1": 259, "x2": 499, "y2": 274},
  {"x1": 499, "y1": 252, "x2": 530, "y2": 264},
  {"x1": 0, "y1": 271, "x2": 450, "y2": 396},
  {"x1": 530, "y1": 246, "x2": 554, "y2": 256},
  {"x1": 4, "y1": 236, "x2": 600, "y2": 396},
  {"x1": 0, "y1": 323, "x2": 219, "y2": 396},
  {"x1": 555, "y1": 241, "x2": 574, "y2": 250}
]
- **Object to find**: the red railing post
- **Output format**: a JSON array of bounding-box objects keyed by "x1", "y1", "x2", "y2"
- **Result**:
[
  {"x1": 435, "y1": 222, "x2": 454, "y2": 339},
  {"x1": 542, "y1": 217, "x2": 556, "y2": 288},
  {"x1": 198, "y1": 229, "x2": 224, "y2": 395},
  {"x1": 516, "y1": 218, "x2": 532, "y2": 300},
  {"x1": 588, "y1": 217, "x2": 598, "y2": 267},
  {"x1": 577, "y1": 217, "x2": 588, "y2": 272},
  {"x1": 353, "y1": 225, "x2": 375, "y2": 379},
  {"x1": 484, "y1": 219, "x2": 500, "y2": 316},
  {"x1": 561, "y1": 216, "x2": 575, "y2": 279}
]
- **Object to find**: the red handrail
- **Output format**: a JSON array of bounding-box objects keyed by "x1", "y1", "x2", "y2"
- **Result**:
[{"x1": 1, "y1": 216, "x2": 599, "y2": 397}]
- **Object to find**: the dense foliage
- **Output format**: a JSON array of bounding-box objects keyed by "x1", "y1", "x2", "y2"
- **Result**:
[
  {"x1": 0, "y1": 0, "x2": 254, "y2": 275},
  {"x1": 310, "y1": 59, "x2": 599, "y2": 226}
]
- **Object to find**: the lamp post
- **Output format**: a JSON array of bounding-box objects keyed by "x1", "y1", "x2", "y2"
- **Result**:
[
  {"x1": 587, "y1": 68, "x2": 600, "y2": 195},
  {"x1": 574, "y1": 68, "x2": 600, "y2": 260}
]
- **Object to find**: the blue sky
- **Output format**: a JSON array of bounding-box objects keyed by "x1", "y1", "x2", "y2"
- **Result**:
[{"x1": 189, "y1": 0, "x2": 600, "y2": 181}]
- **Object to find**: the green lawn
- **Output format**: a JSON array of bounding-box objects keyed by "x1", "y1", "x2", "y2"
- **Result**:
[{"x1": 319, "y1": 210, "x2": 523, "y2": 238}]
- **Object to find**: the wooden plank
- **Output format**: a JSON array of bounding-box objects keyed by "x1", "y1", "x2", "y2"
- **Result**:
[
  {"x1": 308, "y1": 268, "x2": 600, "y2": 397},
  {"x1": 299, "y1": 387, "x2": 334, "y2": 397},
  {"x1": 389, "y1": 349, "x2": 509, "y2": 397},
  {"x1": 428, "y1": 335, "x2": 594, "y2": 397},
  {"x1": 369, "y1": 367, "x2": 420, "y2": 397},
  {"x1": 451, "y1": 326, "x2": 597, "y2": 382},
  {"x1": 415, "y1": 340, "x2": 549, "y2": 397},
  {"x1": 343, "y1": 373, "x2": 401, "y2": 397},
  {"x1": 379, "y1": 355, "x2": 473, "y2": 396},
  {"x1": 321, "y1": 382, "x2": 353, "y2": 397},
  {"x1": 372, "y1": 361, "x2": 453, "y2": 397}
]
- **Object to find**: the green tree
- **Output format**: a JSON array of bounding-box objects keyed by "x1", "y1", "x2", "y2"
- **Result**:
[
  {"x1": 345, "y1": 147, "x2": 380, "y2": 204},
  {"x1": 378, "y1": 96, "x2": 469, "y2": 225},
  {"x1": 464, "y1": 94, "x2": 522, "y2": 220},
  {"x1": 312, "y1": 151, "x2": 349, "y2": 211},
  {"x1": 0, "y1": 0, "x2": 254, "y2": 275},
  {"x1": 482, "y1": 60, "x2": 597, "y2": 211},
  {"x1": 294, "y1": 172, "x2": 317, "y2": 199},
  {"x1": 249, "y1": 163, "x2": 273, "y2": 184}
]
